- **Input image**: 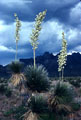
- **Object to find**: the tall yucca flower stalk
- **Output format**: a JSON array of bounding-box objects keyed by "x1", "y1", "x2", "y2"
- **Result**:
[
  {"x1": 58, "y1": 32, "x2": 67, "y2": 81},
  {"x1": 14, "y1": 13, "x2": 21, "y2": 61},
  {"x1": 30, "y1": 10, "x2": 47, "y2": 68}
]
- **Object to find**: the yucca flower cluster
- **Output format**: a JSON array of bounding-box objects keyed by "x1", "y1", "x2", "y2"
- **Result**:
[
  {"x1": 30, "y1": 10, "x2": 47, "y2": 68},
  {"x1": 58, "y1": 32, "x2": 67, "y2": 81},
  {"x1": 14, "y1": 13, "x2": 21, "y2": 61}
]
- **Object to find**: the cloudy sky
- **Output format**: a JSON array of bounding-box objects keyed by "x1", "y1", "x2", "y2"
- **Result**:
[{"x1": 0, "y1": 0, "x2": 81, "y2": 65}]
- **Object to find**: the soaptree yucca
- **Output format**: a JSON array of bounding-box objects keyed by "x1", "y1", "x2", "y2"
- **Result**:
[
  {"x1": 9, "y1": 61, "x2": 25, "y2": 86},
  {"x1": 30, "y1": 10, "x2": 47, "y2": 68},
  {"x1": 23, "y1": 95, "x2": 48, "y2": 120},
  {"x1": 48, "y1": 82, "x2": 75, "y2": 117},
  {"x1": 10, "y1": 14, "x2": 24, "y2": 87},
  {"x1": 14, "y1": 13, "x2": 21, "y2": 61},
  {"x1": 58, "y1": 32, "x2": 67, "y2": 81},
  {"x1": 24, "y1": 65, "x2": 50, "y2": 93}
]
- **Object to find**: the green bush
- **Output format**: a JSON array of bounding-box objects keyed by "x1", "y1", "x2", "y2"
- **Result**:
[
  {"x1": 28, "y1": 95, "x2": 48, "y2": 114},
  {"x1": 24, "y1": 65, "x2": 50, "y2": 92},
  {"x1": 9, "y1": 61, "x2": 23, "y2": 74},
  {"x1": 53, "y1": 81, "x2": 75, "y2": 103},
  {"x1": 48, "y1": 81, "x2": 76, "y2": 117}
]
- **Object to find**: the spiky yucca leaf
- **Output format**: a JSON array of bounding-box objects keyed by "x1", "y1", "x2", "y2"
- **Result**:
[
  {"x1": 24, "y1": 65, "x2": 50, "y2": 92},
  {"x1": 28, "y1": 95, "x2": 48, "y2": 114},
  {"x1": 56, "y1": 104, "x2": 71, "y2": 115},
  {"x1": 9, "y1": 61, "x2": 23, "y2": 74},
  {"x1": 48, "y1": 96, "x2": 63, "y2": 108},
  {"x1": 48, "y1": 96, "x2": 71, "y2": 116}
]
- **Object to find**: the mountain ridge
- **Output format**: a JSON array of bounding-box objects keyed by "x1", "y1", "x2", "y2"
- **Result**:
[{"x1": 0, "y1": 52, "x2": 81, "y2": 78}]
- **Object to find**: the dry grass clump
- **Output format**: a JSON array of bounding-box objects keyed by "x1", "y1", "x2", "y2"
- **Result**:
[{"x1": 11, "y1": 73, "x2": 26, "y2": 86}]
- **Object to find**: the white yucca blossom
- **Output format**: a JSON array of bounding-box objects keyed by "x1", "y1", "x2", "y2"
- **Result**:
[
  {"x1": 58, "y1": 32, "x2": 67, "y2": 80},
  {"x1": 14, "y1": 13, "x2": 21, "y2": 61},
  {"x1": 30, "y1": 10, "x2": 47, "y2": 68}
]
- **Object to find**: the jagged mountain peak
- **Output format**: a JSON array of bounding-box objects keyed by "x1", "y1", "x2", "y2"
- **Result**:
[{"x1": 0, "y1": 52, "x2": 81, "y2": 77}]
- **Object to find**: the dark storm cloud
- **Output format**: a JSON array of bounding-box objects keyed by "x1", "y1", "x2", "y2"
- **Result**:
[
  {"x1": 0, "y1": 1, "x2": 33, "y2": 24},
  {"x1": 0, "y1": 0, "x2": 79, "y2": 25}
]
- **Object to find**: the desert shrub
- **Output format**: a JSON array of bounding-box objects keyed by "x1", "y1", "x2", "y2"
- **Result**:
[
  {"x1": 53, "y1": 82, "x2": 75, "y2": 103},
  {"x1": 48, "y1": 82, "x2": 76, "y2": 117},
  {"x1": 24, "y1": 65, "x2": 50, "y2": 92},
  {"x1": 22, "y1": 95, "x2": 48, "y2": 120},
  {"x1": 9, "y1": 61, "x2": 23, "y2": 74},
  {"x1": 28, "y1": 95, "x2": 48, "y2": 114}
]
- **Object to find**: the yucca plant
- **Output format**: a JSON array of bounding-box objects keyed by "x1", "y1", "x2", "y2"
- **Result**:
[
  {"x1": 48, "y1": 82, "x2": 75, "y2": 117},
  {"x1": 9, "y1": 14, "x2": 24, "y2": 87},
  {"x1": 53, "y1": 82, "x2": 75, "y2": 103},
  {"x1": 24, "y1": 65, "x2": 50, "y2": 92},
  {"x1": 9, "y1": 61, "x2": 25, "y2": 87},
  {"x1": 23, "y1": 95, "x2": 48, "y2": 120}
]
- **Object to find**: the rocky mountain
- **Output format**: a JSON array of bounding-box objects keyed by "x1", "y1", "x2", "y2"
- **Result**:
[
  {"x1": 0, "y1": 52, "x2": 81, "y2": 77},
  {"x1": 20, "y1": 52, "x2": 81, "y2": 77}
]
